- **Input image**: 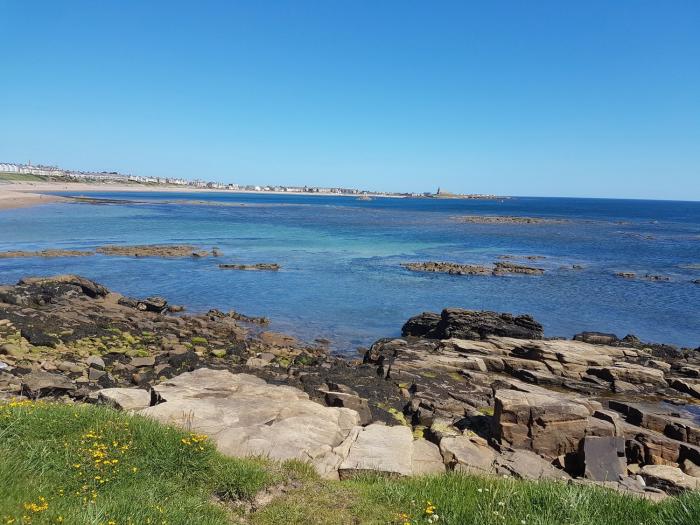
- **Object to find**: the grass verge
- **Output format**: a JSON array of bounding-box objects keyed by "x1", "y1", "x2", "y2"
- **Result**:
[{"x1": 1, "y1": 400, "x2": 698, "y2": 525}]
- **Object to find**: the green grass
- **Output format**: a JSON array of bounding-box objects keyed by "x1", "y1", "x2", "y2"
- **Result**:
[
  {"x1": 0, "y1": 172, "x2": 49, "y2": 182},
  {"x1": 1, "y1": 400, "x2": 699, "y2": 525}
]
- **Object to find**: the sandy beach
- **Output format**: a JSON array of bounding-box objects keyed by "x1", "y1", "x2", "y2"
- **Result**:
[
  {"x1": 0, "y1": 186, "x2": 71, "y2": 210},
  {"x1": 0, "y1": 180, "x2": 400, "y2": 210}
]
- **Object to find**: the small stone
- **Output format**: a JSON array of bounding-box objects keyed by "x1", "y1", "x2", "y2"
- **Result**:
[
  {"x1": 57, "y1": 361, "x2": 84, "y2": 373},
  {"x1": 88, "y1": 368, "x2": 106, "y2": 381},
  {"x1": 98, "y1": 388, "x2": 151, "y2": 411},
  {"x1": 130, "y1": 356, "x2": 155, "y2": 367},
  {"x1": 210, "y1": 349, "x2": 227, "y2": 358},
  {"x1": 86, "y1": 356, "x2": 105, "y2": 370}
]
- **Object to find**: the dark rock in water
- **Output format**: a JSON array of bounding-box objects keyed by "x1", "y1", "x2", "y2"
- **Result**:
[
  {"x1": 492, "y1": 261, "x2": 544, "y2": 276},
  {"x1": 615, "y1": 272, "x2": 636, "y2": 279},
  {"x1": 138, "y1": 296, "x2": 168, "y2": 313},
  {"x1": 404, "y1": 308, "x2": 544, "y2": 340},
  {"x1": 454, "y1": 215, "x2": 567, "y2": 225},
  {"x1": 574, "y1": 332, "x2": 619, "y2": 345},
  {"x1": 219, "y1": 263, "x2": 280, "y2": 271},
  {"x1": 96, "y1": 244, "x2": 209, "y2": 258},
  {"x1": 402, "y1": 308, "x2": 543, "y2": 340},
  {"x1": 643, "y1": 274, "x2": 671, "y2": 282},
  {"x1": 401, "y1": 262, "x2": 492, "y2": 276},
  {"x1": 622, "y1": 334, "x2": 641, "y2": 345},
  {"x1": 402, "y1": 312, "x2": 442, "y2": 337},
  {"x1": 0, "y1": 249, "x2": 94, "y2": 258},
  {"x1": 119, "y1": 295, "x2": 168, "y2": 313},
  {"x1": 17, "y1": 274, "x2": 109, "y2": 299}
]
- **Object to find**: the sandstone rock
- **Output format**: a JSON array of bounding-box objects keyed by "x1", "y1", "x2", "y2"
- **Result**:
[
  {"x1": 88, "y1": 368, "x2": 106, "y2": 381},
  {"x1": 640, "y1": 465, "x2": 700, "y2": 494},
  {"x1": 492, "y1": 389, "x2": 595, "y2": 457},
  {"x1": 141, "y1": 369, "x2": 360, "y2": 479},
  {"x1": 682, "y1": 459, "x2": 700, "y2": 477},
  {"x1": 573, "y1": 332, "x2": 619, "y2": 345},
  {"x1": 98, "y1": 387, "x2": 151, "y2": 411},
  {"x1": 339, "y1": 424, "x2": 413, "y2": 478},
  {"x1": 324, "y1": 391, "x2": 372, "y2": 425},
  {"x1": 587, "y1": 363, "x2": 667, "y2": 387},
  {"x1": 411, "y1": 438, "x2": 446, "y2": 475},
  {"x1": 580, "y1": 436, "x2": 626, "y2": 481},
  {"x1": 671, "y1": 379, "x2": 700, "y2": 399},
  {"x1": 493, "y1": 449, "x2": 570, "y2": 481},
  {"x1": 439, "y1": 435, "x2": 497, "y2": 474},
  {"x1": 612, "y1": 380, "x2": 641, "y2": 394}
]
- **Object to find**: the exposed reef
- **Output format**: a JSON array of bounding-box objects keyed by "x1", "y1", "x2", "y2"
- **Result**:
[
  {"x1": 0, "y1": 244, "x2": 216, "y2": 259},
  {"x1": 403, "y1": 261, "x2": 544, "y2": 276},
  {"x1": 219, "y1": 263, "x2": 281, "y2": 271},
  {"x1": 454, "y1": 215, "x2": 568, "y2": 225}
]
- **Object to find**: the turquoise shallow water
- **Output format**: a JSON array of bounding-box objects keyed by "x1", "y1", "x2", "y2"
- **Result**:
[{"x1": 0, "y1": 192, "x2": 698, "y2": 352}]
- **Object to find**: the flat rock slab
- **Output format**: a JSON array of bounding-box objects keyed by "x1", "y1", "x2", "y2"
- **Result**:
[
  {"x1": 640, "y1": 465, "x2": 700, "y2": 494},
  {"x1": 98, "y1": 387, "x2": 151, "y2": 411},
  {"x1": 339, "y1": 424, "x2": 444, "y2": 478},
  {"x1": 140, "y1": 369, "x2": 361, "y2": 478}
]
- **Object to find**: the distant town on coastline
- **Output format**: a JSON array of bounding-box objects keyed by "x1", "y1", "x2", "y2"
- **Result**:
[{"x1": 0, "y1": 160, "x2": 504, "y2": 199}]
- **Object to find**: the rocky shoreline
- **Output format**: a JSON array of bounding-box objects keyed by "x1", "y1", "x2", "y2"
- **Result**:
[{"x1": 1, "y1": 275, "x2": 699, "y2": 497}]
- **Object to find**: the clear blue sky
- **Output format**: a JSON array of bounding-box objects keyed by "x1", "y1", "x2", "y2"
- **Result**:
[{"x1": 1, "y1": 1, "x2": 699, "y2": 199}]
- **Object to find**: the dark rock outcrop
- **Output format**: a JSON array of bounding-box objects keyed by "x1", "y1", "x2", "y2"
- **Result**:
[{"x1": 403, "y1": 308, "x2": 544, "y2": 340}]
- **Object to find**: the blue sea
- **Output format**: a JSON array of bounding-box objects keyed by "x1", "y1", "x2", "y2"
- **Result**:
[{"x1": 1, "y1": 192, "x2": 698, "y2": 353}]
